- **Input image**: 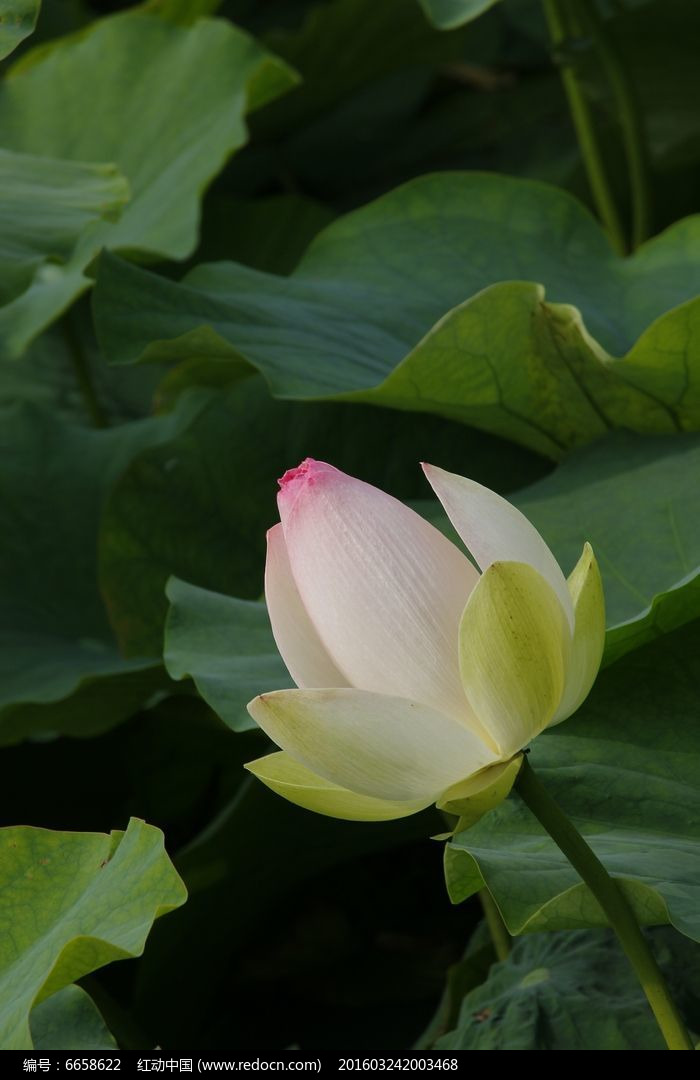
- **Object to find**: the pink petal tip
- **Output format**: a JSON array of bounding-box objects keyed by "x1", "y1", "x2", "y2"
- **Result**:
[
  {"x1": 278, "y1": 458, "x2": 319, "y2": 490},
  {"x1": 277, "y1": 458, "x2": 340, "y2": 501}
]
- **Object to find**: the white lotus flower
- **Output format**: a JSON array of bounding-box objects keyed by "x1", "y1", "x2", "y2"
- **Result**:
[{"x1": 245, "y1": 459, "x2": 605, "y2": 822}]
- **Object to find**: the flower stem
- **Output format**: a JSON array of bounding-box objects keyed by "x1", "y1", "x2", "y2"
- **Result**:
[
  {"x1": 62, "y1": 312, "x2": 107, "y2": 429},
  {"x1": 541, "y1": 0, "x2": 626, "y2": 255},
  {"x1": 578, "y1": 1, "x2": 651, "y2": 248},
  {"x1": 479, "y1": 889, "x2": 511, "y2": 962},
  {"x1": 514, "y1": 757, "x2": 693, "y2": 1051}
]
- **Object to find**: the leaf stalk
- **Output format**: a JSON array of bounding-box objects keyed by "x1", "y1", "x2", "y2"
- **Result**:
[
  {"x1": 479, "y1": 889, "x2": 511, "y2": 962},
  {"x1": 515, "y1": 756, "x2": 693, "y2": 1051},
  {"x1": 542, "y1": 0, "x2": 626, "y2": 255},
  {"x1": 62, "y1": 312, "x2": 107, "y2": 429},
  {"x1": 577, "y1": 1, "x2": 652, "y2": 249}
]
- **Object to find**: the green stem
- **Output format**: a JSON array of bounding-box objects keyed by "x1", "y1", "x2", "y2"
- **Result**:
[
  {"x1": 542, "y1": 0, "x2": 626, "y2": 255},
  {"x1": 479, "y1": 889, "x2": 511, "y2": 962},
  {"x1": 62, "y1": 313, "x2": 107, "y2": 429},
  {"x1": 515, "y1": 757, "x2": 693, "y2": 1051},
  {"x1": 579, "y1": 2, "x2": 651, "y2": 248}
]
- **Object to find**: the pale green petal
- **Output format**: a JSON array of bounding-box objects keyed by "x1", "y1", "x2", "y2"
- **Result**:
[
  {"x1": 247, "y1": 687, "x2": 496, "y2": 802},
  {"x1": 459, "y1": 562, "x2": 570, "y2": 757},
  {"x1": 437, "y1": 755, "x2": 523, "y2": 826},
  {"x1": 552, "y1": 543, "x2": 605, "y2": 725},
  {"x1": 245, "y1": 751, "x2": 432, "y2": 821}
]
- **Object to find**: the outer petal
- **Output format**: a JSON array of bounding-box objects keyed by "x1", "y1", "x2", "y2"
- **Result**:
[
  {"x1": 245, "y1": 751, "x2": 432, "y2": 821},
  {"x1": 247, "y1": 687, "x2": 496, "y2": 802},
  {"x1": 422, "y1": 463, "x2": 574, "y2": 632},
  {"x1": 436, "y1": 755, "x2": 523, "y2": 823},
  {"x1": 552, "y1": 543, "x2": 605, "y2": 724},
  {"x1": 459, "y1": 562, "x2": 570, "y2": 757},
  {"x1": 278, "y1": 459, "x2": 480, "y2": 725},
  {"x1": 265, "y1": 523, "x2": 349, "y2": 689}
]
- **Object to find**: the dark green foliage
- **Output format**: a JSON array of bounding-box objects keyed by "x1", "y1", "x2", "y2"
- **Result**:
[{"x1": 1, "y1": 0, "x2": 698, "y2": 1053}]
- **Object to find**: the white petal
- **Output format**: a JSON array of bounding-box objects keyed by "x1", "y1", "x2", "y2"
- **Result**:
[
  {"x1": 422, "y1": 463, "x2": 574, "y2": 631},
  {"x1": 552, "y1": 543, "x2": 606, "y2": 724},
  {"x1": 278, "y1": 459, "x2": 480, "y2": 724},
  {"x1": 265, "y1": 524, "x2": 349, "y2": 689},
  {"x1": 247, "y1": 687, "x2": 496, "y2": 802},
  {"x1": 245, "y1": 751, "x2": 432, "y2": 821}
]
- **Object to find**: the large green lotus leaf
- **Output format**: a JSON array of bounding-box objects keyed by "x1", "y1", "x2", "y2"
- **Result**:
[
  {"x1": 417, "y1": 0, "x2": 500, "y2": 31},
  {"x1": 0, "y1": 817, "x2": 186, "y2": 1051},
  {"x1": 0, "y1": 0, "x2": 40, "y2": 59},
  {"x1": 444, "y1": 619, "x2": 700, "y2": 942},
  {"x1": 603, "y1": 570, "x2": 700, "y2": 667},
  {"x1": 512, "y1": 433, "x2": 700, "y2": 661},
  {"x1": 436, "y1": 930, "x2": 671, "y2": 1050},
  {"x1": 99, "y1": 373, "x2": 544, "y2": 656},
  {"x1": 360, "y1": 286, "x2": 700, "y2": 460},
  {"x1": 0, "y1": 10, "x2": 296, "y2": 357},
  {"x1": 142, "y1": 0, "x2": 222, "y2": 22},
  {"x1": 164, "y1": 578, "x2": 291, "y2": 732},
  {"x1": 425, "y1": 922, "x2": 700, "y2": 1050},
  {"x1": 0, "y1": 395, "x2": 204, "y2": 744},
  {"x1": 0, "y1": 149, "x2": 129, "y2": 309},
  {"x1": 30, "y1": 985, "x2": 116, "y2": 1051},
  {"x1": 92, "y1": 173, "x2": 700, "y2": 457}
]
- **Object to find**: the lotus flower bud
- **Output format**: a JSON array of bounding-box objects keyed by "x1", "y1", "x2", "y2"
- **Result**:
[{"x1": 245, "y1": 459, "x2": 604, "y2": 822}]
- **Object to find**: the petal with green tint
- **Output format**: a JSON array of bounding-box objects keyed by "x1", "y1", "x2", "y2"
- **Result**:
[
  {"x1": 437, "y1": 755, "x2": 523, "y2": 825},
  {"x1": 444, "y1": 620, "x2": 700, "y2": 942},
  {"x1": 552, "y1": 543, "x2": 606, "y2": 724},
  {"x1": 459, "y1": 563, "x2": 570, "y2": 757},
  {"x1": 247, "y1": 688, "x2": 496, "y2": 802},
  {"x1": 245, "y1": 751, "x2": 432, "y2": 821}
]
